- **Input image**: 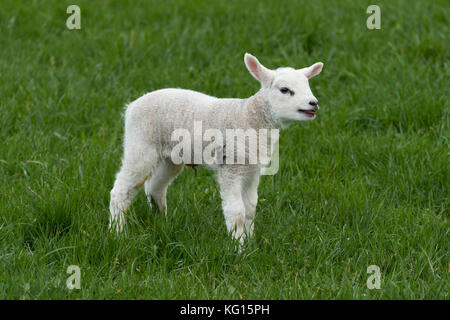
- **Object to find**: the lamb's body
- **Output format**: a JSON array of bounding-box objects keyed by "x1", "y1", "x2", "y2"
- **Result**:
[
  {"x1": 111, "y1": 88, "x2": 273, "y2": 241},
  {"x1": 109, "y1": 54, "x2": 323, "y2": 244},
  {"x1": 126, "y1": 88, "x2": 276, "y2": 158}
]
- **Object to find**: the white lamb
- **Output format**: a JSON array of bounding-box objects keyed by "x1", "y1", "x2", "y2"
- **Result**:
[{"x1": 109, "y1": 53, "x2": 323, "y2": 243}]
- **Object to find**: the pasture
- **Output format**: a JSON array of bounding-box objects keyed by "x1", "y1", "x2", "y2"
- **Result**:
[{"x1": 0, "y1": 0, "x2": 448, "y2": 299}]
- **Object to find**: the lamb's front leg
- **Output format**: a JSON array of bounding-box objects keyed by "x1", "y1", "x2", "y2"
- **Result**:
[
  {"x1": 242, "y1": 168, "x2": 260, "y2": 238},
  {"x1": 218, "y1": 169, "x2": 246, "y2": 244}
]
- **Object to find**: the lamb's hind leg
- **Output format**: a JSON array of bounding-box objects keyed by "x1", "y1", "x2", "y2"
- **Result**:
[
  {"x1": 144, "y1": 159, "x2": 184, "y2": 214},
  {"x1": 109, "y1": 145, "x2": 159, "y2": 233}
]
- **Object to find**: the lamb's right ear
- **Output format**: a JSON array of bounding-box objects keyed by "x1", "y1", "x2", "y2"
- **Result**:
[
  {"x1": 244, "y1": 53, "x2": 273, "y2": 87},
  {"x1": 303, "y1": 62, "x2": 324, "y2": 79}
]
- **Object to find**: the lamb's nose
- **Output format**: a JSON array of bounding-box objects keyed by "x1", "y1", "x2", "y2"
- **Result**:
[{"x1": 309, "y1": 100, "x2": 319, "y2": 111}]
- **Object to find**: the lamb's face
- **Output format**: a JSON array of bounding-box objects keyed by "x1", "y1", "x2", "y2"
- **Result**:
[
  {"x1": 266, "y1": 67, "x2": 319, "y2": 124},
  {"x1": 244, "y1": 53, "x2": 323, "y2": 126}
]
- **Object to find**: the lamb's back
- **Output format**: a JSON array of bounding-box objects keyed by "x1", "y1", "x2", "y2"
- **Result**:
[{"x1": 127, "y1": 88, "x2": 245, "y2": 127}]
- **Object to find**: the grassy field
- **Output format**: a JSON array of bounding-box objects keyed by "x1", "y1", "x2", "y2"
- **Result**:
[{"x1": 0, "y1": 0, "x2": 448, "y2": 299}]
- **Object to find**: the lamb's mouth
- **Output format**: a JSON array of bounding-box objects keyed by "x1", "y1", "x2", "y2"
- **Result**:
[{"x1": 297, "y1": 109, "x2": 316, "y2": 117}]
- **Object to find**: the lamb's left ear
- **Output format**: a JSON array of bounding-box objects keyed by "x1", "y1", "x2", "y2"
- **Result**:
[
  {"x1": 244, "y1": 53, "x2": 274, "y2": 87},
  {"x1": 303, "y1": 62, "x2": 324, "y2": 79}
]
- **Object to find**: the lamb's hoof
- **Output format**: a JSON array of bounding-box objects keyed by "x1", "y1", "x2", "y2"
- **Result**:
[
  {"x1": 108, "y1": 216, "x2": 124, "y2": 234},
  {"x1": 145, "y1": 194, "x2": 153, "y2": 209}
]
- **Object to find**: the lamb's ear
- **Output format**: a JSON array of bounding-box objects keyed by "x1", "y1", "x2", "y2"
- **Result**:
[
  {"x1": 244, "y1": 53, "x2": 273, "y2": 87},
  {"x1": 303, "y1": 62, "x2": 323, "y2": 79}
]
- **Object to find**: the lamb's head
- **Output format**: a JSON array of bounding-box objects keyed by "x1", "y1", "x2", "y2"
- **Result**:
[{"x1": 244, "y1": 53, "x2": 323, "y2": 126}]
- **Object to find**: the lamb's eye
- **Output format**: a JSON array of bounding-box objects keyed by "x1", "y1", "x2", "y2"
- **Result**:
[{"x1": 280, "y1": 87, "x2": 293, "y2": 95}]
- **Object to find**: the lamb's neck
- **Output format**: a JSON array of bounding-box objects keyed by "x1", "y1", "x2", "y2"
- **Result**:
[{"x1": 244, "y1": 90, "x2": 281, "y2": 129}]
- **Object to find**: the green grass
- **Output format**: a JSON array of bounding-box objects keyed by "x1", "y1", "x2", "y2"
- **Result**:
[{"x1": 0, "y1": 0, "x2": 448, "y2": 299}]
